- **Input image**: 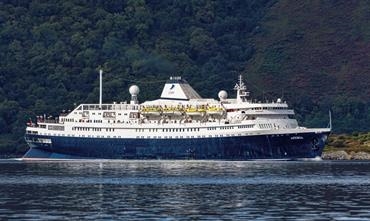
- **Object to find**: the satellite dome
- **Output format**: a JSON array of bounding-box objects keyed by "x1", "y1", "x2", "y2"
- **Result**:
[
  {"x1": 129, "y1": 85, "x2": 140, "y2": 95},
  {"x1": 218, "y1": 90, "x2": 228, "y2": 100}
]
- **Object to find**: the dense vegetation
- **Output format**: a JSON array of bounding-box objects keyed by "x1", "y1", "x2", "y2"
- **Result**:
[
  {"x1": 0, "y1": 0, "x2": 369, "y2": 155},
  {"x1": 246, "y1": 1, "x2": 370, "y2": 133},
  {"x1": 326, "y1": 133, "x2": 370, "y2": 154}
]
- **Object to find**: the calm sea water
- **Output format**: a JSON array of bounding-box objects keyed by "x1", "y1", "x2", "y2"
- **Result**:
[{"x1": 0, "y1": 160, "x2": 369, "y2": 220}]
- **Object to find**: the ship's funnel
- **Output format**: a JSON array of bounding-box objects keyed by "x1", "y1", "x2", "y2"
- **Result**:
[{"x1": 160, "y1": 76, "x2": 201, "y2": 100}]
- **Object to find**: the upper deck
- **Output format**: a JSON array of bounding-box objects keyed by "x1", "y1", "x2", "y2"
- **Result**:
[{"x1": 75, "y1": 103, "x2": 140, "y2": 111}]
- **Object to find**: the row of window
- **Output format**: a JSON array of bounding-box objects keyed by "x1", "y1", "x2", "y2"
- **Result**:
[
  {"x1": 26, "y1": 130, "x2": 38, "y2": 134},
  {"x1": 72, "y1": 127, "x2": 102, "y2": 131},
  {"x1": 135, "y1": 128, "x2": 201, "y2": 132},
  {"x1": 80, "y1": 112, "x2": 129, "y2": 117},
  {"x1": 79, "y1": 120, "x2": 103, "y2": 123},
  {"x1": 75, "y1": 119, "x2": 136, "y2": 124},
  {"x1": 135, "y1": 126, "x2": 253, "y2": 132},
  {"x1": 73, "y1": 127, "x2": 117, "y2": 132},
  {"x1": 36, "y1": 132, "x2": 294, "y2": 139},
  {"x1": 251, "y1": 107, "x2": 288, "y2": 110},
  {"x1": 136, "y1": 134, "x2": 243, "y2": 139},
  {"x1": 47, "y1": 125, "x2": 65, "y2": 131},
  {"x1": 259, "y1": 123, "x2": 273, "y2": 129},
  {"x1": 79, "y1": 104, "x2": 139, "y2": 111},
  {"x1": 238, "y1": 125, "x2": 254, "y2": 129},
  {"x1": 71, "y1": 125, "x2": 256, "y2": 133}
]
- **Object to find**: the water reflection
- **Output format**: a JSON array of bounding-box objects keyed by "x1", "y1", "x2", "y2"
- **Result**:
[{"x1": 0, "y1": 160, "x2": 369, "y2": 220}]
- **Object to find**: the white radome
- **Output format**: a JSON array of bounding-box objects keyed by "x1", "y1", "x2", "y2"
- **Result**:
[
  {"x1": 129, "y1": 85, "x2": 140, "y2": 95},
  {"x1": 218, "y1": 90, "x2": 228, "y2": 100}
]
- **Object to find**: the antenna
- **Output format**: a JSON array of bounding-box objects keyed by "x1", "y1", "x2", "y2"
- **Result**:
[
  {"x1": 234, "y1": 74, "x2": 249, "y2": 103},
  {"x1": 99, "y1": 69, "x2": 103, "y2": 109},
  {"x1": 328, "y1": 110, "x2": 332, "y2": 130}
]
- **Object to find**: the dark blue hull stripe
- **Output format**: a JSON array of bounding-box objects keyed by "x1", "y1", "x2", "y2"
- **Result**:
[{"x1": 24, "y1": 132, "x2": 329, "y2": 159}]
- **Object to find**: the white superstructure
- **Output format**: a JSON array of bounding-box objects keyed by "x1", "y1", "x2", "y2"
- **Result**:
[{"x1": 26, "y1": 75, "x2": 329, "y2": 141}]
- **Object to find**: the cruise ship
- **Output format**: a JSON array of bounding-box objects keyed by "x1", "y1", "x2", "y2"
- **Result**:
[{"x1": 24, "y1": 72, "x2": 331, "y2": 159}]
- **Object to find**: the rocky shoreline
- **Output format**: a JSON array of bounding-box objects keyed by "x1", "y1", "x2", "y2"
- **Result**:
[{"x1": 321, "y1": 151, "x2": 370, "y2": 160}]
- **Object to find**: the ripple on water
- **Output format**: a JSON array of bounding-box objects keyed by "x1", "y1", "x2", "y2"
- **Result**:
[{"x1": 0, "y1": 160, "x2": 369, "y2": 220}]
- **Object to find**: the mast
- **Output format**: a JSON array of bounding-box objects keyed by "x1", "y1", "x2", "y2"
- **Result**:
[
  {"x1": 234, "y1": 74, "x2": 249, "y2": 103},
  {"x1": 99, "y1": 69, "x2": 103, "y2": 109}
]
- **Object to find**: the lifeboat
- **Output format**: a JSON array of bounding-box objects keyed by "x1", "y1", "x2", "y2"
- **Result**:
[
  {"x1": 140, "y1": 106, "x2": 162, "y2": 116},
  {"x1": 162, "y1": 106, "x2": 183, "y2": 116},
  {"x1": 207, "y1": 106, "x2": 224, "y2": 116},
  {"x1": 173, "y1": 106, "x2": 184, "y2": 116},
  {"x1": 185, "y1": 106, "x2": 206, "y2": 116}
]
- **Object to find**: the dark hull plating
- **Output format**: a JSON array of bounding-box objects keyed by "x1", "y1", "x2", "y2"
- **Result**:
[{"x1": 24, "y1": 132, "x2": 329, "y2": 160}]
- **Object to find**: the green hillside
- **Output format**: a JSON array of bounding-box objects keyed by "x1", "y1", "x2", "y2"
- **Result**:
[
  {"x1": 0, "y1": 0, "x2": 369, "y2": 155},
  {"x1": 245, "y1": 0, "x2": 370, "y2": 132}
]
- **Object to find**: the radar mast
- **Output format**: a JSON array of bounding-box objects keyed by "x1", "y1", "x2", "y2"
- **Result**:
[{"x1": 234, "y1": 75, "x2": 250, "y2": 103}]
